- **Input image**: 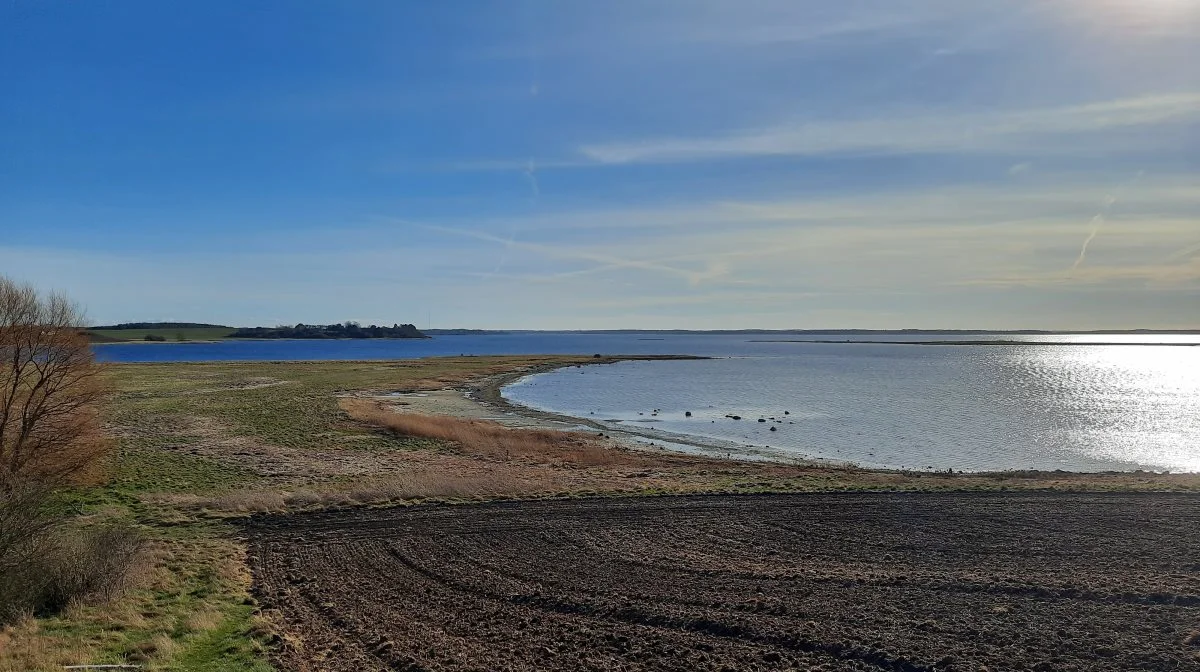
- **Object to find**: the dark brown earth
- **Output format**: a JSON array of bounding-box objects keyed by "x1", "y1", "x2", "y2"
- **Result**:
[{"x1": 244, "y1": 493, "x2": 1200, "y2": 672}]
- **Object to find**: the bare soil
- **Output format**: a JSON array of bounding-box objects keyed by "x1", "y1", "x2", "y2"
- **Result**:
[{"x1": 244, "y1": 492, "x2": 1200, "y2": 672}]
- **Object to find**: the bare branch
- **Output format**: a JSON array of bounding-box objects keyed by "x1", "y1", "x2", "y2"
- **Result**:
[{"x1": 0, "y1": 276, "x2": 110, "y2": 487}]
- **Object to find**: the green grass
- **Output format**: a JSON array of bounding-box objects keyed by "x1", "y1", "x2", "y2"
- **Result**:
[
  {"x1": 89, "y1": 327, "x2": 237, "y2": 342},
  {"x1": 102, "y1": 357, "x2": 577, "y2": 456},
  {"x1": 170, "y1": 604, "x2": 274, "y2": 672},
  {"x1": 113, "y1": 448, "x2": 257, "y2": 494}
]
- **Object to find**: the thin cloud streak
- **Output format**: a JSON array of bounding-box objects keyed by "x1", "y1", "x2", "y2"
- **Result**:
[
  {"x1": 429, "y1": 175, "x2": 1200, "y2": 241},
  {"x1": 1071, "y1": 215, "x2": 1105, "y2": 272},
  {"x1": 423, "y1": 223, "x2": 731, "y2": 286},
  {"x1": 579, "y1": 93, "x2": 1200, "y2": 164},
  {"x1": 1166, "y1": 240, "x2": 1200, "y2": 262}
]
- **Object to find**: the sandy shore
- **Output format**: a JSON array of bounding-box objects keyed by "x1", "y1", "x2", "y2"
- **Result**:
[{"x1": 365, "y1": 356, "x2": 837, "y2": 465}]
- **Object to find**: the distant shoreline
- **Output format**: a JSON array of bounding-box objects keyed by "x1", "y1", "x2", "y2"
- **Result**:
[
  {"x1": 85, "y1": 321, "x2": 427, "y2": 343},
  {"x1": 750, "y1": 339, "x2": 1200, "y2": 346},
  {"x1": 92, "y1": 336, "x2": 434, "y2": 346},
  {"x1": 491, "y1": 329, "x2": 1200, "y2": 336}
]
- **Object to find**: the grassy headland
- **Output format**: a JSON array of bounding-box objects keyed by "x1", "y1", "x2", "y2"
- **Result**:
[
  {"x1": 87, "y1": 323, "x2": 238, "y2": 342},
  {"x1": 5, "y1": 355, "x2": 1197, "y2": 670},
  {"x1": 85, "y1": 321, "x2": 428, "y2": 343}
]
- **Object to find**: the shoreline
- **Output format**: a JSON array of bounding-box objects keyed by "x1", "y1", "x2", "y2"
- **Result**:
[
  {"x1": 393, "y1": 355, "x2": 1188, "y2": 477},
  {"x1": 751, "y1": 339, "x2": 1200, "y2": 346},
  {"x1": 468, "y1": 361, "x2": 835, "y2": 464},
  {"x1": 367, "y1": 355, "x2": 767, "y2": 462},
  {"x1": 91, "y1": 336, "x2": 432, "y2": 345}
]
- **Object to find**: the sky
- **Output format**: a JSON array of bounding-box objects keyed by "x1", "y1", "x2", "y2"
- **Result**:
[{"x1": 1, "y1": 0, "x2": 1198, "y2": 330}]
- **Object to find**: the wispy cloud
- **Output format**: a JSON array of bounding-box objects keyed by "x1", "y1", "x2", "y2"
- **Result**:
[
  {"x1": 404, "y1": 172, "x2": 1200, "y2": 300},
  {"x1": 966, "y1": 257, "x2": 1200, "y2": 289},
  {"x1": 658, "y1": 7, "x2": 937, "y2": 47},
  {"x1": 579, "y1": 93, "x2": 1200, "y2": 164},
  {"x1": 423, "y1": 224, "x2": 732, "y2": 286},
  {"x1": 465, "y1": 0, "x2": 950, "y2": 57},
  {"x1": 448, "y1": 175, "x2": 1200, "y2": 238},
  {"x1": 1167, "y1": 240, "x2": 1200, "y2": 262}
]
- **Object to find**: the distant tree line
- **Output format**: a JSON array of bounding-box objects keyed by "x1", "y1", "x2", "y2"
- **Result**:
[
  {"x1": 89, "y1": 322, "x2": 230, "y2": 330},
  {"x1": 228, "y1": 322, "x2": 428, "y2": 339}
]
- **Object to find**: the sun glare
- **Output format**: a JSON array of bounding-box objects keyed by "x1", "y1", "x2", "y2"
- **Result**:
[
  {"x1": 1121, "y1": 0, "x2": 1196, "y2": 9},
  {"x1": 1066, "y1": 0, "x2": 1200, "y2": 39},
  {"x1": 1115, "y1": 0, "x2": 1198, "y2": 16}
]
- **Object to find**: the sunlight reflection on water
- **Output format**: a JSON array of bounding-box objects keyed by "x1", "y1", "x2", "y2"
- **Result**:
[
  {"x1": 999, "y1": 346, "x2": 1200, "y2": 471},
  {"x1": 504, "y1": 344, "x2": 1200, "y2": 473}
]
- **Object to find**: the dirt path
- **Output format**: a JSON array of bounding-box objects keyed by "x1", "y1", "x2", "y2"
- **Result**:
[{"x1": 244, "y1": 492, "x2": 1200, "y2": 671}]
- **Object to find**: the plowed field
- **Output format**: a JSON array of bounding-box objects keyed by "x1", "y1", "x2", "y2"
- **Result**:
[{"x1": 245, "y1": 493, "x2": 1200, "y2": 671}]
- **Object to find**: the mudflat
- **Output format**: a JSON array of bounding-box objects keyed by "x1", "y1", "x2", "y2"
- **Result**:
[{"x1": 244, "y1": 492, "x2": 1200, "y2": 672}]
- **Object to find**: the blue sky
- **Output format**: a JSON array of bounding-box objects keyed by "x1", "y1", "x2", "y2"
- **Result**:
[{"x1": 2, "y1": 0, "x2": 1198, "y2": 329}]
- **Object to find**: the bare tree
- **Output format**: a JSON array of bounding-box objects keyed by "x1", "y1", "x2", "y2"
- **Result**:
[
  {"x1": 0, "y1": 276, "x2": 109, "y2": 487},
  {"x1": 0, "y1": 278, "x2": 134, "y2": 623}
]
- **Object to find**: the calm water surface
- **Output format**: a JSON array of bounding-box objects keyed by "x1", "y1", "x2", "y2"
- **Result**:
[
  {"x1": 501, "y1": 341, "x2": 1200, "y2": 473},
  {"x1": 95, "y1": 333, "x2": 1200, "y2": 473}
]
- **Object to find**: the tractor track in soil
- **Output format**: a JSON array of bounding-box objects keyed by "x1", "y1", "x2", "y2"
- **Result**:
[{"x1": 244, "y1": 492, "x2": 1200, "y2": 671}]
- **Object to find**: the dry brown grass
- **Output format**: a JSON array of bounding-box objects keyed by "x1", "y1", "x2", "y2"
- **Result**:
[
  {"x1": 0, "y1": 616, "x2": 90, "y2": 672},
  {"x1": 198, "y1": 472, "x2": 542, "y2": 513},
  {"x1": 184, "y1": 606, "x2": 225, "y2": 634},
  {"x1": 296, "y1": 472, "x2": 534, "y2": 504},
  {"x1": 208, "y1": 489, "x2": 287, "y2": 514},
  {"x1": 340, "y1": 398, "x2": 644, "y2": 467}
]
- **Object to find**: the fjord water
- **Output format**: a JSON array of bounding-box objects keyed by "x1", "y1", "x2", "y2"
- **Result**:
[
  {"x1": 95, "y1": 333, "x2": 1200, "y2": 473},
  {"x1": 500, "y1": 339, "x2": 1200, "y2": 473},
  {"x1": 91, "y1": 331, "x2": 1200, "y2": 363}
]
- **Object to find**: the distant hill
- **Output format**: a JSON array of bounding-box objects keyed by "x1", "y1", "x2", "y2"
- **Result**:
[
  {"x1": 228, "y1": 323, "x2": 428, "y2": 340},
  {"x1": 89, "y1": 322, "x2": 232, "y2": 330},
  {"x1": 83, "y1": 331, "x2": 129, "y2": 343},
  {"x1": 86, "y1": 321, "x2": 429, "y2": 343},
  {"x1": 86, "y1": 323, "x2": 237, "y2": 342}
]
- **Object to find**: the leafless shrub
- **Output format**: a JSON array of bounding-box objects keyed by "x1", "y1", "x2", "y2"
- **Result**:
[
  {"x1": 0, "y1": 520, "x2": 144, "y2": 622},
  {"x1": 35, "y1": 525, "x2": 145, "y2": 613},
  {"x1": 0, "y1": 483, "x2": 57, "y2": 622}
]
